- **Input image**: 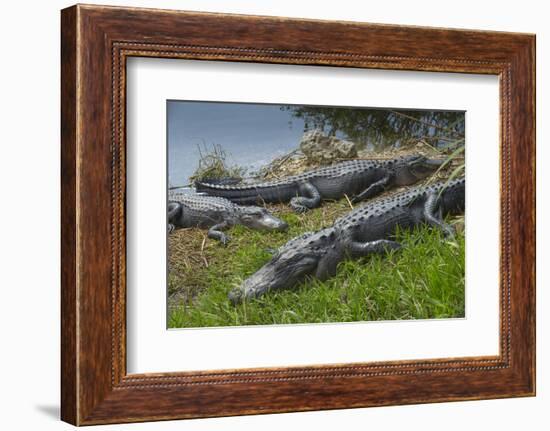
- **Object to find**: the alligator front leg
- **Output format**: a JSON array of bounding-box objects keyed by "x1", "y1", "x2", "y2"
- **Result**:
[
  {"x1": 351, "y1": 174, "x2": 392, "y2": 204},
  {"x1": 348, "y1": 239, "x2": 402, "y2": 256},
  {"x1": 207, "y1": 221, "x2": 231, "y2": 245},
  {"x1": 423, "y1": 192, "x2": 455, "y2": 237},
  {"x1": 290, "y1": 182, "x2": 321, "y2": 213}
]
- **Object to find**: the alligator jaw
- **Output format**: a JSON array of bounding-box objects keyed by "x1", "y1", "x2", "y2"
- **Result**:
[
  {"x1": 425, "y1": 158, "x2": 444, "y2": 167},
  {"x1": 237, "y1": 207, "x2": 289, "y2": 232},
  {"x1": 228, "y1": 275, "x2": 270, "y2": 305},
  {"x1": 228, "y1": 263, "x2": 280, "y2": 304},
  {"x1": 395, "y1": 156, "x2": 444, "y2": 185},
  {"x1": 415, "y1": 157, "x2": 444, "y2": 178},
  {"x1": 229, "y1": 248, "x2": 322, "y2": 304}
]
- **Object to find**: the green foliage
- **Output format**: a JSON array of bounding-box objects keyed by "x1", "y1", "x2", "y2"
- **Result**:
[
  {"x1": 282, "y1": 106, "x2": 465, "y2": 150},
  {"x1": 168, "y1": 200, "x2": 465, "y2": 328}
]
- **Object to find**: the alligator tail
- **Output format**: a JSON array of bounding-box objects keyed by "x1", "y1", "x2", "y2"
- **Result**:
[
  {"x1": 195, "y1": 180, "x2": 295, "y2": 204},
  {"x1": 197, "y1": 177, "x2": 242, "y2": 186}
]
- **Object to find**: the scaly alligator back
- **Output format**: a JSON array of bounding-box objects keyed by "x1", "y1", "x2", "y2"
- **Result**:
[
  {"x1": 169, "y1": 192, "x2": 238, "y2": 228},
  {"x1": 196, "y1": 156, "x2": 442, "y2": 210},
  {"x1": 230, "y1": 177, "x2": 465, "y2": 302},
  {"x1": 195, "y1": 181, "x2": 299, "y2": 205},
  {"x1": 335, "y1": 176, "x2": 465, "y2": 242}
]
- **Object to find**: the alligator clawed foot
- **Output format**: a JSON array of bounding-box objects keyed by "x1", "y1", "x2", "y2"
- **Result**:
[
  {"x1": 290, "y1": 197, "x2": 311, "y2": 213},
  {"x1": 220, "y1": 234, "x2": 231, "y2": 246},
  {"x1": 290, "y1": 203, "x2": 309, "y2": 214},
  {"x1": 383, "y1": 240, "x2": 402, "y2": 252},
  {"x1": 440, "y1": 224, "x2": 456, "y2": 239},
  {"x1": 228, "y1": 287, "x2": 244, "y2": 305}
]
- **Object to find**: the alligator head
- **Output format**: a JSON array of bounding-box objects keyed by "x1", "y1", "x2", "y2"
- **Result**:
[
  {"x1": 228, "y1": 228, "x2": 343, "y2": 304},
  {"x1": 236, "y1": 206, "x2": 288, "y2": 232},
  {"x1": 393, "y1": 155, "x2": 443, "y2": 185}
]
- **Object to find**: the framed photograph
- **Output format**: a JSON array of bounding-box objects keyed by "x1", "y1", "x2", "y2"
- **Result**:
[{"x1": 61, "y1": 4, "x2": 535, "y2": 425}]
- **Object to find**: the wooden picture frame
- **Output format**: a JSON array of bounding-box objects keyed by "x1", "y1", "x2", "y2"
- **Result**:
[{"x1": 61, "y1": 4, "x2": 535, "y2": 425}]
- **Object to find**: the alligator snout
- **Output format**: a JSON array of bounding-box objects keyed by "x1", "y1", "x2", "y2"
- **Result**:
[
  {"x1": 260, "y1": 213, "x2": 289, "y2": 231},
  {"x1": 424, "y1": 158, "x2": 444, "y2": 167},
  {"x1": 229, "y1": 264, "x2": 278, "y2": 304},
  {"x1": 396, "y1": 156, "x2": 443, "y2": 185},
  {"x1": 239, "y1": 208, "x2": 288, "y2": 232},
  {"x1": 413, "y1": 157, "x2": 443, "y2": 179}
]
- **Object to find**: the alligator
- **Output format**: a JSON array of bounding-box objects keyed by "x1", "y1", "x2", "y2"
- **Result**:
[
  {"x1": 228, "y1": 177, "x2": 465, "y2": 303},
  {"x1": 196, "y1": 154, "x2": 443, "y2": 212},
  {"x1": 168, "y1": 192, "x2": 288, "y2": 245}
]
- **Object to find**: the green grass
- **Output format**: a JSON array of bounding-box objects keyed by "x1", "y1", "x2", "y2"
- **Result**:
[{"x1": 167, "y1": 199, "x2": 465, "y2": 328}]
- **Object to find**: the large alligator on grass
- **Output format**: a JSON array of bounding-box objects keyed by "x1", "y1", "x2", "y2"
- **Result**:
[
  {"x1": 168, "y1": 192, "x2": 288, "y2": 245},
  {"x1": 228, "y1": 177, "x2": 465, "y2": 303},
  {"x1": 196, "y1": 154, "x2": 443, "y2": 212}
]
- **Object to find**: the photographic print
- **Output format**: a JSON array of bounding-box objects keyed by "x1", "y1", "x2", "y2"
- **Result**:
[
  {"x1": 167, "y1": 101, "x2": 465, "y2": 328},
  {"x1": 60, "y1": 6, "x2": 536, "y2": 423}
]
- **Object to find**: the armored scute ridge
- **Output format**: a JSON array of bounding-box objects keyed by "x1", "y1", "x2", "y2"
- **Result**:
[
  {"x1": 196, "y1": 154, "x2": 443, "y2": 212},
  {"x1": 229, "y1": 177, "x2": 465, "y2": 303},
  {"x1": 168, "y1": 192, "x2": 288, "y2": 245}
]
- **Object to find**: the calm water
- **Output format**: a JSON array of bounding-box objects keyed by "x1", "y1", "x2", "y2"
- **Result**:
[{"x1": 168, "y1": 101, "x2": 307, "y2": 188}]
